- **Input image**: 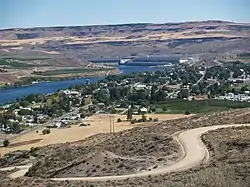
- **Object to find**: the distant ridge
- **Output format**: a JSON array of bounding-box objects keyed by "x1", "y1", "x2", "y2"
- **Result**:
[{"x1": 0, "y1": 20, "x2": 242, "y2": 31}]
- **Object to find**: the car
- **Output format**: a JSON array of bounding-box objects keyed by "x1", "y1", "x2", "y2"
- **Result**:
[{"x1": 79, "y1": 123, "x2": 90, "y2": 127}]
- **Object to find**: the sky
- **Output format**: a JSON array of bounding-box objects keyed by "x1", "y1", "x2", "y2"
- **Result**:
[{"x1": 1, "y1": 0, "x2": 250, "y2": 29}]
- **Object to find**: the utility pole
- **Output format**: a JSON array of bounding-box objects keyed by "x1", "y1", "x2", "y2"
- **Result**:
[
  {"x1": 112, "y1": 116, "x2": 115, "y2": 133},
  {"x1": 109, "y1": 116, "x2": 115, "y2": 134},
  {"x1": 109, "y1": 116, "x2": 112, "y2": 133}
]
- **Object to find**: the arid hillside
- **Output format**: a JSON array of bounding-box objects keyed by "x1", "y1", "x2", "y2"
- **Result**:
[
  {"x1": 1, "y1": 108, "x2": 250, "y2": 186},
  {"x1": 0, "y1": 20, "x2": 250, "y2": 59}
]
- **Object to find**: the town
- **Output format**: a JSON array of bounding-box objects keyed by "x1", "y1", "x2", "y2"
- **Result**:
[{"x1": 1, "y1": 60, "x2": 250, "y2": 137}]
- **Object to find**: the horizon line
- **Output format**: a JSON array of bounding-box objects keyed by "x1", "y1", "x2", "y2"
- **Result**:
[{"x1": 1, "y1": 19, "x2": 250, "y2": 31}]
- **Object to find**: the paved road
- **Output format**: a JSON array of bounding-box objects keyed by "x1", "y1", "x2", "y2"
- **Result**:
[{"x1": 1, "y1": 124, "x2": 249, "y2": 181}]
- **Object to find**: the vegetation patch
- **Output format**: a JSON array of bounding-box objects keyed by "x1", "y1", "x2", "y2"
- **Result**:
[
  {"x1": 153, "y1": 99, "x2": 250, "y2": 114},
  {"x1": 0, "y1": 59, "x2": 46, "y2": 68},
  {"x1": 33, "y1": 68, "x2": 114, "y2": 76}
]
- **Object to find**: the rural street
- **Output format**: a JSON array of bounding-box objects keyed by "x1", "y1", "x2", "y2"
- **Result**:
[{"x1": 1, "y1": 124, "x2": 249, "y2": 181}]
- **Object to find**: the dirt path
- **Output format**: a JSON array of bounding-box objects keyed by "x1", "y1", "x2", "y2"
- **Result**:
[{"x1": 1, "y1": 124, "x2": 249, "y2": 181}]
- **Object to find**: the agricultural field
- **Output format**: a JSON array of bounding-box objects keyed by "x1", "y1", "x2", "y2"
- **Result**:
[
  {"x1": 0, "y1": 59, "x2": 43, "y2": 68},
  {"x1": 153, "y1": 99, "x2": 250, "y2": 114},
  {"x1": 33, "y1": 68, "x2": 114, "y2": 76}
]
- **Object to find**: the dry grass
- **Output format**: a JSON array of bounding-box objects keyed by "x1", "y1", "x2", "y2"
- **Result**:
[
  {"x1": 23, "y1": 109, "x2": 250, "y2": 179},
  {"x1": 0, "y1": 114, "x2": 188, "y2": 155},
  {"x1": 1, "y1": 109, "x2": 250, "y2": 186}
]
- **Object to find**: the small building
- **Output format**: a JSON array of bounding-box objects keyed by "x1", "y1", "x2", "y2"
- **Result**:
[
  {"x1": 140, "y1": 107, "x2": 148, "y2": 113},
  {"x1": 135, "y1": 84, "x2": 147, "y2": 90}
]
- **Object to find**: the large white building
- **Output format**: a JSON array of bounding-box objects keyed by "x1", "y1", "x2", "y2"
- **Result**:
[{"x1": 216, "y1": 93, "x2": 250, "y2": 101}]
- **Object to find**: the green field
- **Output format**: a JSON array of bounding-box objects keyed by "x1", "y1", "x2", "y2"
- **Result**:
[
  {"x1": 0, "y1": 59, "x2": 47, "y2": 68},
  {"x1": 33, "y1": 68, "x2": 114, "y2": 76},
  {"x1": 231, "y1": 83, "x2": 250, "y2": 90},
  {"x1": 153, "y1": 99, "x2": 250, "y2": 114},
  {"x1": 2, "y1": 57, "x2": 51, "y2": 61}
]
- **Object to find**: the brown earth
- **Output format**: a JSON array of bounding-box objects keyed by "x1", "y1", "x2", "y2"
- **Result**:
[
  {"x1": 1, "y1": 108, "x2": 250, "y2": 186},
  {"x1": 0, "y1": 114, "x2": 189, "y2": 156},
  {"x1": 0, "y1": 21, "x2": 250, "y2": 60},
  {"x1": 10, "y1": 109, "x2": 250, "y2": 177},
  {"x1": 1, "y1": 20, "x2": 250, "y2": 83}
]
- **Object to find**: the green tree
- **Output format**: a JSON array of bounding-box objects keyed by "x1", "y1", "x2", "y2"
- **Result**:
[
  {"x1": 18, "y1": 109, "x2": 33, "y2": 116},
  {"x1": 3, "y1": 139, "x2": 9, "y2": 147},
  {"x1": 19, "y1": 100, "x2": 30, "y2": 107},
  {"x1": 178, "y1": 89, "x2": 190, "y2": 99}
]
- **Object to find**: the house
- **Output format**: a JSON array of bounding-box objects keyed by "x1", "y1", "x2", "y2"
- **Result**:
[
  {"x1": 59, "y1": 90, "x2": 80, "y2": 98},
  {"x1": 135, "y1": 84, "x2": 147, "y2": 90},
  {"x1": 140, "y1": 107, "x2": 148, "y2": 113},
  {"x1": 97, "y1": 103, "x2": 106, "y2": 109}
]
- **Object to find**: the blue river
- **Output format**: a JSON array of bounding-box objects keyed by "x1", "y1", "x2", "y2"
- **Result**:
[{"x1": 0, "y1": 66, "x2": 164, "y2": 105}]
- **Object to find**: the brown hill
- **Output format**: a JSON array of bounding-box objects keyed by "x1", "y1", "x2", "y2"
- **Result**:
[{"x1": 0, "y1": 21, "x2": 250, "y2": 59}]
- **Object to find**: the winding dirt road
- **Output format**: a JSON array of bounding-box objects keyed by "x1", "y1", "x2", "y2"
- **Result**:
[{"x1": 1, "y1": 124, "x2": 249, "y2": 181}]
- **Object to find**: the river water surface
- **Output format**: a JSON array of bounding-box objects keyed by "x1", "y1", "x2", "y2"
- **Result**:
[{"x1": 0, "y1": 66, "x2": 164, "y2": 104}]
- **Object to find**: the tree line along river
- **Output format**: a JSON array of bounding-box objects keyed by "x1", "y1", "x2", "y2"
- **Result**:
[{"x1": 0, "y1": 66, "x2": 164, "y2": 105}]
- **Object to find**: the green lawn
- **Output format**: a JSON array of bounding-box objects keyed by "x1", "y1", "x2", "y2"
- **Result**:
[
  {"x1": 153, "y1": 99, "x2": 250, "y2": 114},
  {"x1": 33, "y1": 68, "x2": 114, "y2": 76}
]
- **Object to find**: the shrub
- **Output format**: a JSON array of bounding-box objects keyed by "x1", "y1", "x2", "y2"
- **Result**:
[
  {"x1": 30, "y1": 147, "x2": 38, "y2": 153},
  {"x1": 3, "y1": 139, "x2": 9, "y2": 147},
  {"x1": 131, "y1": 119, "x2": 137, "y2": 124},
  {"x1": 185, "y1": 111, "x2": 191, "y2": 115},
  {"x1": 149, "y1": 117, "x2": 153, "y2": 121},
  {"x1": 30, "y1": 147, "x2": 39, "y2": 157},
  {"x1": 162, "y1": 106, "x2": 167, "y2": 111},
  {"x1": 142, "y1": 115, "x2": 147, "y2": 122},
  {"x1": 42, "y1": 129, "x2": 51, "y2": 135},
  {"x1": 117, "y1": 118, "x2": 122, "y2": 123},
  {"x1": 151, "y1": 107, "x2": 156, "y2": 112},
  {"x1": 153, "y1": 118, "x2": 159, "y2": 122}
]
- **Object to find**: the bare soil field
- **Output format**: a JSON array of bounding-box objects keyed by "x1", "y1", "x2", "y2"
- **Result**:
[
  {"x1": 8, "y1": 139, "x2": 42, "y2": 148},
  {"x1": 0, "y1": 114, "x2": 188, "y2": 156}
]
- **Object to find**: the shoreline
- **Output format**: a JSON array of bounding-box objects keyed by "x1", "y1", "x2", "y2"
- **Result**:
[{"x1": 0, "y1": 68, "x2": 121, "y2": 91}]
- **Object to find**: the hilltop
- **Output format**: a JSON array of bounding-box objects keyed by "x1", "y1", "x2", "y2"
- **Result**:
[{"x1": 0, "y1": 20, "x2": 250, "y2": 59}]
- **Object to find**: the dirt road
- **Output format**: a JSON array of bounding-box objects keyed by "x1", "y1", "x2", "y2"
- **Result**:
[{"x1": 1, "y1": 124, "x2": 249, "y2": 181}]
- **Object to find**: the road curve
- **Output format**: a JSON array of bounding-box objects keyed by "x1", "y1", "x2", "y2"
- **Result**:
[{"x1": 1, "y1": 124, "x2": 249, "y2": 181}]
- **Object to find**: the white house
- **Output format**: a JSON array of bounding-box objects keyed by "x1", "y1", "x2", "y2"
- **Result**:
[{"x1": 140, "y1": 107, "x2": 148, "y2": 113}]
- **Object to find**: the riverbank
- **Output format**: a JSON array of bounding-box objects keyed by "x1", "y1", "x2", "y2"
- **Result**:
[
  {"x1": 0, "y1": 65, "x2": 165, "y2": 105},
  {"x1": 0, "y1": 68, "x2": 120, "y2": 91}
]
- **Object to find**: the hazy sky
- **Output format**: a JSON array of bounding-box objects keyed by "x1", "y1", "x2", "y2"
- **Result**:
[{"x1": 1, "y1": 0, "x2": 250, "y2": 29}]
